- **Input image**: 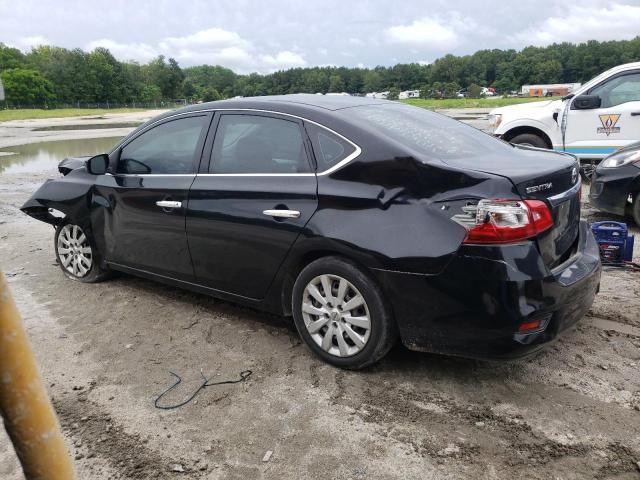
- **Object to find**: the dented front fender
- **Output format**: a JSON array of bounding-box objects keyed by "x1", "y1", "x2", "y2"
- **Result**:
[{"x1": 20, "y1": 171, "x2": 95, "y2": 226}]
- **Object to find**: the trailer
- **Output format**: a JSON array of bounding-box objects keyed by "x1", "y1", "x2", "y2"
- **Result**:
[{"x1": 521, "y1": 83, "x2": 581, "y2": 97}]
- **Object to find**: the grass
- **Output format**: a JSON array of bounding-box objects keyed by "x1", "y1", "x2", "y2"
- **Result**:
[
  {"x1": 402, "y1": 96, "x2": 561, "y2": 109},
  {"x1": 0, "y1": 97, "x2": 561, "y2": 122},
  {"x1": 0, "y1": 107, "x2": 153, "y2": 122}
]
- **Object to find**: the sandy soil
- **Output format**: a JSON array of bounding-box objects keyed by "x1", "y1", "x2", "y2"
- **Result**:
[{"x1": 1, "y1": 111, "x2": 640, "y2": 480}]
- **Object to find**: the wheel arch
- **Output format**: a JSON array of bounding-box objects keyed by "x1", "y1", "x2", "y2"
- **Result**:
[
  {"x1": 501, "y1": 126, "x2": 553, "y2": 149},
  {"x1": 278, "y1": 248, "x2": 378, "y2": 317}
]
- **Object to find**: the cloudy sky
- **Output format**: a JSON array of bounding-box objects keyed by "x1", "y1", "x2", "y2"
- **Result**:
[{"x1": 1, "y1": 0, "x2": 639, "y2": 73}]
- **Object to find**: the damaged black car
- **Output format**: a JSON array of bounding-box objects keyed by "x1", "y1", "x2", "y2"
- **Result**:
[
  {"x1": 589, "y1": 141, "x2": 640, "y2": 225},
  {"x1": 22, "y1": 95, "x2": 601, "y2": 369}
]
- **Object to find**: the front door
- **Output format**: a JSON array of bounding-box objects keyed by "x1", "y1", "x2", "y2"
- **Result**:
[
  {"x1": 564, "y1": 70, "x2": 640, "y2": 158},
  {"x1": 187, "y1": 112, "x2": 318, "y2": 300},
  {"x1": 94, "y1": 113, "x2": 211, "y2": 280}
]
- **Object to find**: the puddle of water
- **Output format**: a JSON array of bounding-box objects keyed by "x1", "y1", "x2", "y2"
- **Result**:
[
  {"x1": 0, "y1": 137, "x2": 122, "y2": 174},
  {"x1": 33, "y1": 122, "x2": 142, "y2": 132}
]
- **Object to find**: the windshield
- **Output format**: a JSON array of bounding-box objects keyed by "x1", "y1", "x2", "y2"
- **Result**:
[{"x1": 348, "y1": 103, "x2": 513, "y2": 160}]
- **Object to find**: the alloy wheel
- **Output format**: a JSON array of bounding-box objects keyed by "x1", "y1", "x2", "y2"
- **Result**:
[
  {"x1": 57, "y1": 224, "x2": 93, "y2": 278},
  {"x1": 301, "y1": 274, "x2": 371, "y2": 357}
]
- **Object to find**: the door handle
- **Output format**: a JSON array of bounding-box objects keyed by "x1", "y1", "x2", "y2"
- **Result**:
[
  {"x1": 156, "y1": 200, "x2": 182, "y2": 209},
  {"x1": 262, "y1": 209, "x2": 300, "y2": 219},
  {"x1": 631, "y1": 112, "x2": 640, "y2": 116}
]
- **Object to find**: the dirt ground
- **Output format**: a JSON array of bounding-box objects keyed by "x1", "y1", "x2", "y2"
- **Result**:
[{"x1": 1, "y1": 112, "x2": 640, "y2": 479}]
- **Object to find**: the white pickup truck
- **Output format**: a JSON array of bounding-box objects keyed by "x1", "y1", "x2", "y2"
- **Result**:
[{"x1": 489, "y1": 62, "x2": 640, "y2": 162}]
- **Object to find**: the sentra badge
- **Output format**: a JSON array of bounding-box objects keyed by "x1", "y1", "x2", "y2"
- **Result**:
[{"x1": 525, "y1": 182, "x2": 553, "y2": 194}]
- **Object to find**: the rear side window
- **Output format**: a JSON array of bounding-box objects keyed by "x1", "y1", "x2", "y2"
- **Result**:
[
  {"x1": 210, "y1": 114, "x2": 310, "y2": 174},
  {"x1": 117, "y1": 116, "x2": 207, "y2": 174},
  {"x1": 305, "y1": 123, "x2": 357, "y2": 172},
  {"x1": 348, "y1": 104, "x2": 511, "y2": 160}
]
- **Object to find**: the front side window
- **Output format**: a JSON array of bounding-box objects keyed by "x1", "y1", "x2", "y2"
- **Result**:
[
  {"x1": 117, "y1": 116, "x2": 207, "y2": 174},
  {"x1": 305, "y1": 123, "x2": 357, "y2": 172},
  {"x1": 210, "y1": 114, "x2": 310, "y2": 174},
  {"x1": 590, "y1": 73, "x2": 640, "y2": 108}
]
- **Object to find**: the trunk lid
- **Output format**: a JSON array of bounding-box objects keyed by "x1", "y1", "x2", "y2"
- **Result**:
[{"x1": 440, "y1": 146, "x2": 581, "y2": 267}]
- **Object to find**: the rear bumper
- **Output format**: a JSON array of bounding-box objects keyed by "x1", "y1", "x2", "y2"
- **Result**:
[{"x1": 372, "y1": 220, "x2": 601, "y2": 360}]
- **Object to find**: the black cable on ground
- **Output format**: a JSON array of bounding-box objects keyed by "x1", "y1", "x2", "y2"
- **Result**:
[{"x1": 154, "y1": 369, "x2": 252, "y2": 410}]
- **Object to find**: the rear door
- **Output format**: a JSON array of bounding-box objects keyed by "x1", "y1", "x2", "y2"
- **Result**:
[
  {"x1": 186, "y1": 111, "x2": 318, "y2": 299},
  {"x1": 564, "y1": 70, "x2": 640, "y2": 158},
  {"x1": 95, "y1": 113, "x2": 211, "y2": 280}
]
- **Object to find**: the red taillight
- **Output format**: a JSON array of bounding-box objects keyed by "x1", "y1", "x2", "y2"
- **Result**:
[
  {"x1": 518, "y1": 320, "x2": 541, "y2": 332},
  {"x1": 462, "y1": 199, "x2": 553, "y2": 245}
]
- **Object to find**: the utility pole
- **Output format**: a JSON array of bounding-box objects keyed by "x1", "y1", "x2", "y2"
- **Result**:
[{"x1": 0, "y1": 272, "x2": 76, "y2": 479}]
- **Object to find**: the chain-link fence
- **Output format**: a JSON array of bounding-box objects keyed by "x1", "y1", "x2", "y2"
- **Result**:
[{"x1": 0, "y1": 99, "x2": 195, "y2": 110}]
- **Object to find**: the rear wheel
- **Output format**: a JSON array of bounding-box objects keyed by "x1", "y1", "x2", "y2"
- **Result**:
[
  {"x1": 509, "y1": 133, "x2": 548, "y2": 149},
  {"x1": 54, "y1": 221, "x2": 109, "y2": 283},
  {"x1": 292, "y1": 257, "x2": 396, "y2": 369}
]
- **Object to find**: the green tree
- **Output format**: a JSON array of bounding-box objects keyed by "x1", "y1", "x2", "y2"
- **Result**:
[
  {"x1": 0, "y1": 68, "x2": 55, "y2": 105},
  {"x1": 0, "y1": 43, "x2": 25, "y2": 71},
  {"x1": 387, "y1": 87, "x2": 400, "y2": 100},
  {"x1": 328, "y1": 74, "x2": 345, "y2": 92},
  {"x1": 144, "y1": 56, "x2": 184, "y2": 99},
  {"x1": 467, "y1": 83, "x2": 483, "y2": 98},
  {"x1": 140, "y1": 84, "x2": 162, "y2": 103},
  {"x1": 202, "y1": 87, "x2": 221, "y2": 102},
  {"x1": 443, "y1": 82, "x2": 461, "y2": 98},
  {"x1": 363, "y1": 70, "x2": 383, "y2": 93}
]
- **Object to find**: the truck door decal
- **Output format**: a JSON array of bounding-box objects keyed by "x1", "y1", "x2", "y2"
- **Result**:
[{"x1": 597, "y1": 114, "x2": 621, "y2": 136}]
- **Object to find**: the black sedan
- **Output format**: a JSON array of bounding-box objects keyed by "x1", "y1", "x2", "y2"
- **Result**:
[
  {"x1": 22, "y1": 95, "x2": 601, "y2": 369},
  {"x1": 589, "y1": 141, "x2": 640, "y2": 225}
]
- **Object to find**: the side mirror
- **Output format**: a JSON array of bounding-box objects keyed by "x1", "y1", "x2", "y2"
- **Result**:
[
  {"x1": 86, "y1": 154, "x2": 109, "y2": 175},
  {"x1": 572, "y1": 95, "x2": 601, "y2": 110}
]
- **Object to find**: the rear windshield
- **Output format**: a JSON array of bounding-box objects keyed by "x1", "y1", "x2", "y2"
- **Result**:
[{"x1": 348, "y1": 104, "x2": 512, "y2": 160}]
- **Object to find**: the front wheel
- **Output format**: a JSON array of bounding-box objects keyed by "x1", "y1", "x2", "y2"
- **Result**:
[
  {"x1": 54, "y1": 221, "x2": 110, "y2": 283},
  {"x1": 632, "y1": 193, "x2": 640, "y2": 227},
  {"x1": 509, "y1": 133, "x2": 548, "y2": 149},
  {"x1": 292, "y1": 257, "x2": 397, "y2": 369}
]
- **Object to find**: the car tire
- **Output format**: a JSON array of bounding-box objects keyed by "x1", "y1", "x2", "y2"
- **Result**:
[
  {"x1": 292, "y1": 256, "x2": 397, "y2": 369},
  {"x1": 509, "y1": 133, "x2": 548, "y2": 149},
  {"x1": 632, "y1": 193, "x2": 640, "y2": 227},
  {"x1": 54, "y1": 220, "x2": 110, "y2": 283}
]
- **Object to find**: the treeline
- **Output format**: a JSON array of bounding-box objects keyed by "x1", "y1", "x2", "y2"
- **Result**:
[{"x1": 1, "y1": 37, "x2": 640, "y2": 107}]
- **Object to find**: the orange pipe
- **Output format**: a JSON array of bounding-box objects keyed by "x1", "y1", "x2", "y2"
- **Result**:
[{"x1": 0, "y1": 272, "x2": 76, "y2": 479}]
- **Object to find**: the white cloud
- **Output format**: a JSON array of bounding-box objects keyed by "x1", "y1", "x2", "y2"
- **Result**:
[
  {"x1": 384, "y1": 12, "x2": 481, "y2": 51},
  {"x1": 261, "y1": 51, "x2": 307, "y2": 70},
  {"x1": 81, "y1": 29, "x2": 306, "y2": 72},
  {"x1": 158, "y1": 27, "x2": 250, "y2": 51},
  {"x1": 511, "y1": 3, "x2": 640, "y2": 46},
  {"x1": 385, "y1": 16, "x2": 459, "y2": 49},
  {"x1": 10, "y1": 35, "x2": 50, "y2": 50},
  {"x1": 85, "y1": 39, "x2": 158, "y2": 62}
]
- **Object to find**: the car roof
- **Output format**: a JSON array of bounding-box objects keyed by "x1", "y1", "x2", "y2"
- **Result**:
[
  {"x1": 113, "y1": 94, "x2": 403, "y2": 155},
  {"x1": 143, "y1": 94, "x2": 396, "y2": 134},
  {"x1": 189, "y1": 94, "x2": 389, "y2": 112}
]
